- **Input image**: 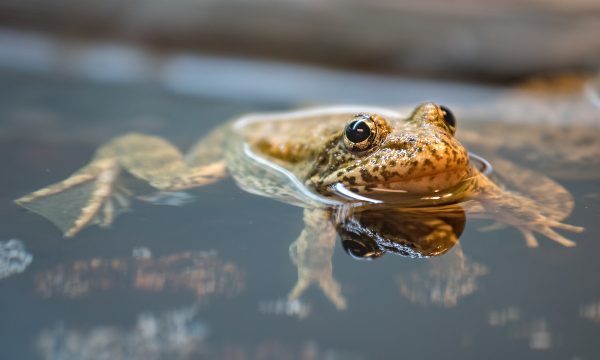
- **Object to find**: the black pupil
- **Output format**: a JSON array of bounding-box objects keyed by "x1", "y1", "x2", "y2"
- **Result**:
[
  {"x1": 440, "y1": 106, "x2": 456, "y2": 127},
  {"x1": 345, "y1": 120, "x2": 371, "y2": 143}
]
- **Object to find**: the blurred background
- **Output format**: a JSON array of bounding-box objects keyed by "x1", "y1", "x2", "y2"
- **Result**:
[{"x1": 0, "y1": 0, "x2": 599, "y2": 94}]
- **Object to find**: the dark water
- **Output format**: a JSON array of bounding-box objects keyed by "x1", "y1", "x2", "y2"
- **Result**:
[{"x1": 1, "y1": 71, "x2": 599, "y2": 360}]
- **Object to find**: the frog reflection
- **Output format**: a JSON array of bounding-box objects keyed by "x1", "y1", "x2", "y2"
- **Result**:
[
  {"x1": 32, "y1": 207, "x2": 479, "y2": 310},
  {"x1": 336, "y1": 205, "x2": 466, "y2": 259},
  {"x1": 335, "y1": 207, "x2": 488, "y2": 307},
  {"x1": 290, "y1": 204, "x2": 486, "y2": 309},
  {"x1": 35, "y1": 250, "x2": 245, "y2": 300}
]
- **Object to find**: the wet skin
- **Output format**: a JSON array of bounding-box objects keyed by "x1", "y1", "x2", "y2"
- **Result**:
[{"x1": 15, "y1": 102, "x2": 584, "y2": 309}]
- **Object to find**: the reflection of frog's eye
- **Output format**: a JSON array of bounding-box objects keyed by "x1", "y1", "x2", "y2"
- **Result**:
[
  {"x1": 440, "y1": 105, "x2": 456, "y2": 130},
  {"x1": 344, "y1": 114, "x2": 377, "y2": 151},
  {"x1": 341, "y1": 238, "x2": 384, "y2": 260}
]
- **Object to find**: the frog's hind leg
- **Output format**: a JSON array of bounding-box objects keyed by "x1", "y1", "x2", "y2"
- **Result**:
[
  {"x1": 112, "y1": 133, "x2": 227, "y2": 192},
  {"x1": 15, "y1": 158, "x2": 122, "y2": 237},
  {"x1": 66, "y1": 160, "x2": 121, "y2": 237},
  {"x1": 16, "y1": 132, "x2": 227, "y2": 237}
]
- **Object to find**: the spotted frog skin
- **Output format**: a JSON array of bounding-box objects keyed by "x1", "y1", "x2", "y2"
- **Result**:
[
  {"x1": 247, "y1": 104, "x2": 470, "y2": 195},
  {"x1": 15, "y1": 102, "x2": 583, "y2": 309}
]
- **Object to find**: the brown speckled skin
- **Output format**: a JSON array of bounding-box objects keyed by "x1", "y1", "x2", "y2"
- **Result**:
[{"x1": 242, "y1": 103, "x2": 472, "y2": 195}]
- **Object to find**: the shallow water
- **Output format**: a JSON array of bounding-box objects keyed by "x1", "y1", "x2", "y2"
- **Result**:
[{"x1": 1, "y1": 71, "x2": 599, "y2": 360}]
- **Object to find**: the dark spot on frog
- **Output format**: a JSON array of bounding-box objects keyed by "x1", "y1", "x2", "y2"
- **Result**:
[
  {"x1": 430, "y1": 148, "x2": 443, "y2": 161},
  {"x1": 387, "y1": 142, "x2": 411, "y2": 151},
  {"x1": 380, "y1": 168, "x2": 397, "y2": 181},
  {"x1": 342, "y1": 176, "x2": 357, "y2": 185},
  {"x1": 360, "y1": 169, "x2": 376, "y2": 182}
]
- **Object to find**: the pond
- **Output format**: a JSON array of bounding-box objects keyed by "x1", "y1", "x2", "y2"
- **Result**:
[{"x1": 1, "y1": 69, "x2": 599, "y2": 360}]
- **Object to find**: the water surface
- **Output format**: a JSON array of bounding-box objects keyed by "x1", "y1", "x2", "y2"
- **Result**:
[{"x1": 1, "y1": 71, "x2": 599, "y2": 360}]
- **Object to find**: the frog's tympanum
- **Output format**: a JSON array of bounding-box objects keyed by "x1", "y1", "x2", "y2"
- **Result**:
[{"x1": 16, "y1": 102, "x2": 584, "y2": 309}]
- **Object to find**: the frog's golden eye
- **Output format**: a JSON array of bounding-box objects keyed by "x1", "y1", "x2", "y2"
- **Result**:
[
  {"x1": 343, "y1": 113, "x2": 378, "y2": 151},
  {"x1": 440, "y1": 105, "x2": 456, "y2": 132}
]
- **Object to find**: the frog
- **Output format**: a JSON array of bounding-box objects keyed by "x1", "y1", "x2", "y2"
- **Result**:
[{"x1": 15, "y1": 102, "x2": 584, "y2": 309}]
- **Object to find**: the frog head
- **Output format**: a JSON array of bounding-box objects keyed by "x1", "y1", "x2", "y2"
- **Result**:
[{"x1": 308, "y1": 102, "x2": 472, "y2": 196}]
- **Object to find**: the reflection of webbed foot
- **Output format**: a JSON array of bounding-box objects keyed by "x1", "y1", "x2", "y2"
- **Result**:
[{"x1": 15, "y1": 159, "x2": 128, "y2": 237}]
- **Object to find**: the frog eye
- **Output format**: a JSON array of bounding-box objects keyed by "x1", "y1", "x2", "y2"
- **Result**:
[
  {"x1": 343, "y1": 114, "x2": 378, "y2": 151},
  {"x1": 440, "y1": 105, "x2": 456, "y2": 131}
]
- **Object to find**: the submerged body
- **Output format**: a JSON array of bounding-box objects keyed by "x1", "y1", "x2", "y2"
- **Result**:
[{"x1": 16, "y1": 102, "x2": 584, "y2": 309}]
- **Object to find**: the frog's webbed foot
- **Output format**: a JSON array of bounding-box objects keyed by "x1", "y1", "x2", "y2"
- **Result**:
[
  {"x1": 471, "y1": 210, "x2": 583, "y2": 248},
  {"x1": 517, "y1": 220, "x2": 583, "y2": 248},
  {"x1": 470, "y1": 166, "x2": 583, "y2": 248},
  {"x1": 97, "y1": 184, "x2": 132, "y2": 229},
  {"x1": 15, "y1": 159, "x2": 127, "y2": 237}
]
